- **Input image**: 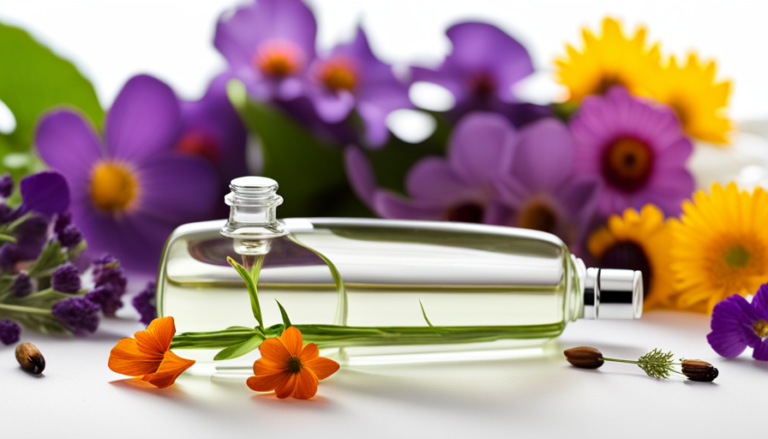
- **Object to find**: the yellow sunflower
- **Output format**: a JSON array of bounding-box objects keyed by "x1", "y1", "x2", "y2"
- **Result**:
[
  {"x1": 587, "y1": 204, "x2": 675, "y2": 310},
  {"x1": 642, "y1": 53, "x2": 733, "y2": 145},
  {"x1": 669, "y1": 183, "x2": 768, "y2": 313},
  {"x1": 555, "y1": 17, "x2": 661, "y2": 103}
]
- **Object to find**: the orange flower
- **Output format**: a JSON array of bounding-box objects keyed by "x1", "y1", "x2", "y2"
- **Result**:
[
  {"x1": 247, "y1": 326, "x2": 339, "y2": 399},
  {"x1": 108, "y1": 317, "x2": 195, "y2": 388}
]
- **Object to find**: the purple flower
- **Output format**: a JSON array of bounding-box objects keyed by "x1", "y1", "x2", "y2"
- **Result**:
[
  {"x1": 132, "y1": 281, "x2": 157, "y2": 326},
  {"x1": 707, "y1": 284, "x2": 768, "y2": 361},
  {"x1": 493, "y1": 118, "x2": 601, "y2": 247},
  {"x1": 57, "y1": 224, "x2": 83, "y2": 248},
  {"x1": 347, "y1": 112, "x2": 512, "y2": 223},
  {"x1": 51, "y1": 263, "x2": 81, "y2": 294},
  {"x1": 0, "y1": 244, "x2": 18, "y2": 270},
  {"x1": 570, "y1": 86, "x2": 694, "y2": 216},
  {"x1": 35, "y1": 75, "x2": 218, "y2": 272},
  {"x1": 411, "y1": 22, "x2": 548, "y2": 126},
  {"x1": 215, "y1": 0, "x2": 317, "y2": 101},
  {"x1": 0, "y1": 174, "x2": 13, "y2": 198},
  {"x1": 54, "y1": 212, "x2": 71, "y2": 234},
  {"x1": 307, "y1": 27, "x2": 411, "y2": 147},
  {"x1": 87, "y1": 254, "x2": 127, "y2": 316},
  {"x1": 0, "y1": 320, "x2": 20, "y2": 345},
  {"x1": 12, "y1": 172, "x2": 71, "y2": 262},
  {"x1": 178, "y1": 73, "x2": 248, "y2": 190},
  {"x1": 11, "y1": 272, "x2": 33, "y2": 298},
  {"x1": 51, "y1": 296, "x2": 100, "y2": 336}
]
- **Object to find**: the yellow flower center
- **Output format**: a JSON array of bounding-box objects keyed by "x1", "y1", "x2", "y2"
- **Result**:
[
  {"x1": 89, "y1": 161, "x2": 138, "y2": 212},
  {"x1": 318, "y1": 58, "x2": 357, "y2": 92},
  {"x1": 287, "y1": 356, "x2": 303, "y2": 374},
  {"x1": 724, "y1": 244, "x2": 750, "y2": 267},
  {"x1": 519, "y1": 202, "x2": 558, "y2": 235},
  {"x1": 602, "y1": 137, "x2": 653, "y2": 192},
  {"x1": 254, "y1": 40, "x2": 305, "y2": 77},
  {"x1": 755, "y1": 320, "x2": 768, "y2": 339}
]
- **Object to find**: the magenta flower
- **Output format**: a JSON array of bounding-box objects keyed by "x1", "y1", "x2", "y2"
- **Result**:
[
  {"x1": 570, "y1": 87, "x2": 694, "y2": 216},
  {"x1": 307, "y1": 27, "x2": 411, "y2": 147},
  {"x1": 347, "y1": 112, "x2": 513, "y2": 223},
  {"x1": 178, "y1": 73, "x2": 248, "y2": 188},
  {"x1": 412, "y1": 22, "x2": 548, "y2": 126},
  {"x1": 493, "y1": 119, "x2": 601, "y2": 247},
  {"x1": 215, "y1": 0, "x2": 317, "y2": 101},
  {"x1": 35, "y1": 75, "x2": 218, "y2": 273},
  {"x1": 708, "y1": 284, "x2": 768, "y2": 361}
]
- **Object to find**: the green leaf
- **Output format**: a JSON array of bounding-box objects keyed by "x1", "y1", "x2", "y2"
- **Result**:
[
  {"x1": 0, "y1": 22, "x2": 104, "y2": 152},
  {"x1": 27, "y1": 240, "x2": 65, "y2": 276},
  {"x1": 227, "y1": 256, "x2": 264, "y2": 331},
  {"x1": 0, "y1": 234, "x2": 16, "y2": 243},
  {"x1": 213, "y1": 333, "x2": 265, "y2": 361},
  {"x1": 275, "y1": 299, "x2": 292, "y2": 328},
  {"x1": 419, "y1": 300, "x2": 434, "y2": 328},
  {"x1": 227, "y1": 79, "x2": 365, "y2": 217}
]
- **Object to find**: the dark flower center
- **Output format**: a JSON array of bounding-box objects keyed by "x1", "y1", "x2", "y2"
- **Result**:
[
  {"x1": 254, "y1": 40, "x2": 305, "y2": 77},
  {"x1": 443, "y1": 203, "x2": 484, "y2": 223},
  {"x1": 724, "y1": 244, "x2": 750, "y2": 268},
  {"x1": 175, "y1": 131, "x2": 222, "y2": 163},
  {"x1": 599, "y1": 242, "x2": 653, "y2": 298},
  {"x1": 318, "y1": 58, "x2": 357, "y2": 92},
  {"x1": 287, "y1": 356, "x2": 303, "y2": 374},
  {"x1": 468, "y1": 71, "x2": 496, "y2": 99},
  {"x1": 602, "y1": 137, "x2": 654, "y2": 192},
  {"x1": 518, "y1": 203, "x2": 558, "y2": 235},
  {"x1": 594, "y1": 76, "x2": 625, "y2": 95},
  {"x1": 754, "y1": 320, "x2": 768, "y2": 339}
]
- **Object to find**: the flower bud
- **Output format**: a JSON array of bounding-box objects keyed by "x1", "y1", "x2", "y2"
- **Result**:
[
  {"x1": 15, "y1": 342, "x2": 45, "y2": 375},
  {"x1": 564, "y1": 346, "x2": 604, "y2": 369},
  {"x1": 681, "y1": 359, "x2": 718, "y2": 382}
]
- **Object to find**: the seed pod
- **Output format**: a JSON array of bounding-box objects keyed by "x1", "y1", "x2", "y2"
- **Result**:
[
  {"x1": 564, "y1": 346, "x2": 604, "y2": 369},
  {"x1": 15, "y1": 342, "x2": 45, "y2": 375},
  {"x1": 681, "y1": 359, "x2": 718, "y2": 382}
]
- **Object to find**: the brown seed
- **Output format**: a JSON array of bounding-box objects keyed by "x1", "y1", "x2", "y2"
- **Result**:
[
  {"x1": 564, "y1": 346, "x2": 604, "y2": 369},
  {"x1": 15, "y1": 343, "x2": 45, "y2": 375},
  {"x1": 681, "y1": 359, "x2": 718, "y2": 382}
]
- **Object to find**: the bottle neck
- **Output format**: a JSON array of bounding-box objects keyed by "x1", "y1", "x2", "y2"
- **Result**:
[{"x1": 220, "y1": 176, "x2": 287, "y2": 255}]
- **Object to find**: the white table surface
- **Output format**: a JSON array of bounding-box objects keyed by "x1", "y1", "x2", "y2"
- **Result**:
[{"x1": 2, "y1": 303, "x2": 761, "y2": 439}]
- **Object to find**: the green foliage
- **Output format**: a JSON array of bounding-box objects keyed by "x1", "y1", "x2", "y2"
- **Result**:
[
  {"x1": 637, "y1": 348, "x2": 677, "y2": 379},
  {"x1": 0, "y1": 22, "x2": 103, "y2": 180},
  {"x1": 227, "y1": 256, "x2": 265, "y2": 331},
  {"x1": 214, "y1": 333, "x2": 265, "y2": 361},
  {"x1": 275, "y1": 299, "x2": 292, "y2": 328},
  {"x1": 419, "y1": 300, "x2": 434, "y2": 328}
]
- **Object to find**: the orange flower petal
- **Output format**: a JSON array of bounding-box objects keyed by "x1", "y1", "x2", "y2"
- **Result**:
[
  {"x1": 259, "y1": 337, "x2": 291, "y2": 363},
  {"x1": 141, "y1": 350, "x2": 195, "y2": 389},
  {"x1": 135, "y1": 317, "x2": 176, "y2": 356},
  {"x1": 254, "y1": 358, "x2": 287, "y2": 376},
  {"x1": 292, "y1": 368, "x2": 319, "y2": 400},
  {"x1": 279, "y1": 326, "x2": 303, "y2": 357},
  {"x1": 298, "y1": 342, "x2": 319, "y2": 362},
  {"x1": 304, "y1": 357, "x2": 340, "y2": 381},
  {"x1": 247, "y1": 371, "x2": 290, "y2": 392},
  {"x1": 274, "y1": 372, "x2": 298, "y2": 399},
  {"x1": 108, "y1": 337, "x2": 163, "y2": 377}
]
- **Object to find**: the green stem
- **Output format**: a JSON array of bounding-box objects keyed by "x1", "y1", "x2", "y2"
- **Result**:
[
  {"x1": 0, "y1": 303, "x2": 53, "y2": 316},
  {"x1": 603, "y1": 357, "x2": 638, "y2": 364}
]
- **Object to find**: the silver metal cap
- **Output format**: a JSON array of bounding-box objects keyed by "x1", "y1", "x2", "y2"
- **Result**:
[{"x1": 582, "y1": 268, "x2": 643, "y2": 320}]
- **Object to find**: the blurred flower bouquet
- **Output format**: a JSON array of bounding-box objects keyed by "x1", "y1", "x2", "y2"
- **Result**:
[{"x1": 0, "y1": 0, "x2": 763, "y2": 333}]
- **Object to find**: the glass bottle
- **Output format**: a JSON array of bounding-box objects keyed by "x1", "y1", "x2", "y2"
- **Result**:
[{"x1": 158, "y1": 177, "x2": 642, "y2": 368}]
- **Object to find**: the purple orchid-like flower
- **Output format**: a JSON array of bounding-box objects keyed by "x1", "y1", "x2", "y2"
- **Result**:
[
  {"x1": 215, "y1": 0, "x2": 317, "y2": 101},
  {"x1": 412, "y1": 22, "x2": 549, "y2": 127},
  {"x1": 347, "y1": 112, "x2": 513, "y2": 223},
  {"x1": 178, "y1": 73, "x2": 248, "y2": 187},
  {"x1": 492, "y1": 118, "x2": 601, "y2": 247},
  {"x1": 36, "y1": 75, "x2": 218, "y2": 273},
  {"x1": 307, "y1": 27, "x2": 411, "y2": 147},
  {"x1": 707, "y1": 284, "x2": 768, "y2": 361},
  {"x1": 570, "y1": 86, "x2": 694, "y2": 216}
]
